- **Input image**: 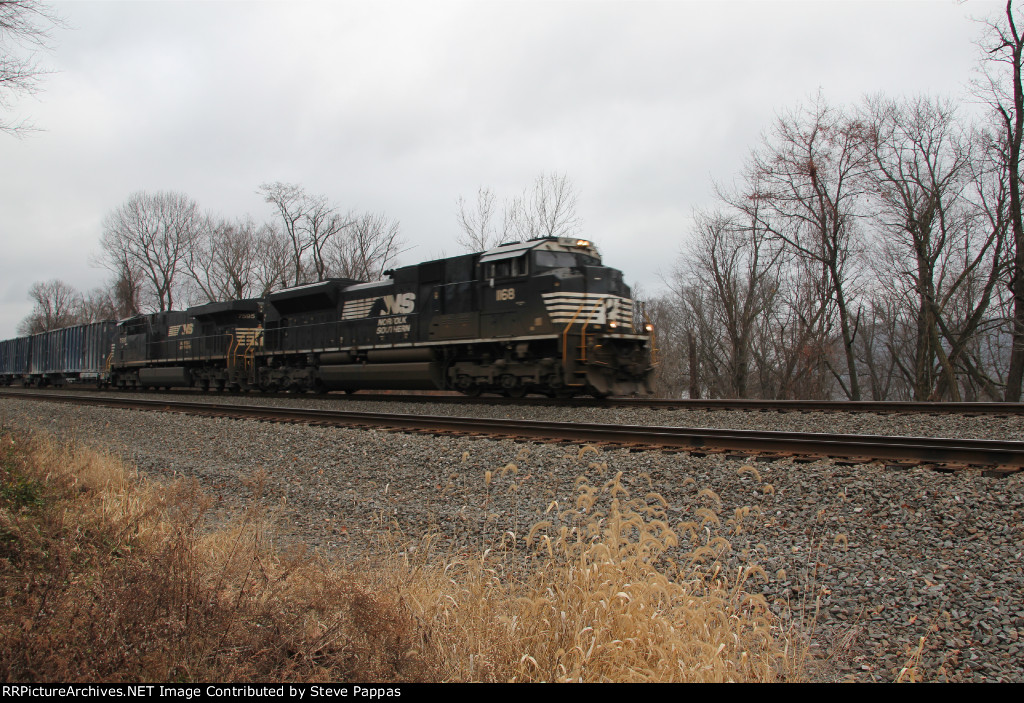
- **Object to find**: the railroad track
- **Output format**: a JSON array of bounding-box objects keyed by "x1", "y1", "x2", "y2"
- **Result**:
[
  {"x1": 4, "y1": 386, "x2": 1024, "y2": 415},
  {"x1": 3, "y1": 390, "x2": 1022, "y2": 474}
]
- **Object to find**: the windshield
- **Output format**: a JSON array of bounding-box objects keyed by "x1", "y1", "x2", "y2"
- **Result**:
[{"x1": 533, "y1": 251, "x2": 599, "y2": 269}]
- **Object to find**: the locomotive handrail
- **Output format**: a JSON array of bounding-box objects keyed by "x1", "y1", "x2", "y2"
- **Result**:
[
  {"x1": 242, "y1": 328, "x2": 262, "y2": 382},
  {"x1": 561, "y1": 299, "x2": 603, "y2": 387},
  {"x1": 577, "y1": 299, "x2": 605, "y2": 365},
  {"x1": 145, "y1": 332, "x2": 231, "y2": 363},
  {"x1": 560, "y1": 301, "x2": 585, "y2": 382},
  {"x1": 263, "y1": 321, "x2": 339, "y2": 354},
  {"x1": 642, "y1": 303, "x2": 659, "y2": 366},
  {"x1": 227, "y1": 331, "x2": 239, "y2": 365}
]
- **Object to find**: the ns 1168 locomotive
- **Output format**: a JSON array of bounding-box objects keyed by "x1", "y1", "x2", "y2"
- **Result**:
[{"x1": 1, "y1": 237, "x2": 655, "y2": 397}]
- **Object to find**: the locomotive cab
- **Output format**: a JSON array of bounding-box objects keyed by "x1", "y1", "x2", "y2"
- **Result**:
[{"x1": 442, "y1": 236, "x2": 654, "y2": 397}]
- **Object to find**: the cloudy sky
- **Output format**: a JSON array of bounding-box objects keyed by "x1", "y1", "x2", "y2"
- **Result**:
[{"x1": 0, "y1": 0, "x2": 1004, "y2": 338}]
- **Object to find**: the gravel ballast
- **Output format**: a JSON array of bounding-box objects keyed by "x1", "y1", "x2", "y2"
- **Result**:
[{"x1": 2, "y1": 396, "x2": 1022, "y2": 683}]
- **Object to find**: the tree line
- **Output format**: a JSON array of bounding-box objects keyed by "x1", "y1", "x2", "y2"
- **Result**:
[
  {"x1": 19, "y1": 172, "x2": 580, "y2": 336},
  {"x1": 17, "y1": 183, "x2": 406, "y2": 334},
  {"x1": 647, "y1": 3, "x2": 1024, "y2": 402}
]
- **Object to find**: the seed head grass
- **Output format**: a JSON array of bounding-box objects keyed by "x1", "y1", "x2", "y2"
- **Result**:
[
  {"x1": 387, "y1": 470, "x2": 804, "y2": 682},
  {"x1": 1, "y1": 427, "x2": 808, "y2": 682}
]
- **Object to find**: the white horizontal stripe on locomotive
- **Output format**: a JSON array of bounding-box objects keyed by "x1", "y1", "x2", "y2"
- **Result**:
[
  {"x1": 341, "y1": 298, "x2": 378, "y2": 320},
  {"x1": 542, "y1": 293, "x2": 635, "y2": 325}
]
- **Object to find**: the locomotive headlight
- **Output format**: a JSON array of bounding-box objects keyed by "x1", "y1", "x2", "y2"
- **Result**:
[
  {"x1": 645, "y1": 323, "x2": 654, "y2": 332},
  {"x1": 608, "y1": 320, "x2": 618, "y2": 329},
  {"x1": 575, "y1": 239, "x2": 591, "y2": 248}
]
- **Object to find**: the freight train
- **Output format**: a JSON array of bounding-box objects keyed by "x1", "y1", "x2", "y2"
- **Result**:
[{"x1": 0, "y1": 236, "x2": 655, "y2": 397}]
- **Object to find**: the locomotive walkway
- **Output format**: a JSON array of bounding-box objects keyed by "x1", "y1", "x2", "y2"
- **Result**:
[{"x1": 3, "y1": 389, "x2": 1023, "y2": 473}]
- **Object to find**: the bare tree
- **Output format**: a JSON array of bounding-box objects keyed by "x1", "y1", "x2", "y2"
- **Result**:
[
  {"x1": 976, "y1": 0, "x2": 1024, "y2": 400},
  {"x1": 259, "y1": 182, "x2": 357, "y2": 285},
  {"x1": 327, "y1": 212, "x2": 407, "y2": 280},
  {"x1": 187, "y1": 217, "x2": 256, "y2": 303},
  {"x1": 456, "y1": 187, "x2": 502, "y2": 251},
  {"x1": 733, "y1": 96, "x2": 873, "y2": 399},
  {"x1": 17, "y1": 278, "x2": 81, "y2": 334},
  {"x1": 110, "y1": 262, "x2": 143, "y2": 318},
  {"x1": 259, "y1": 182, "x2": 310, "y2": 286},
  {"x1": 92, "y1": 235, "x2": 144, "y2": 318},
  {"x1": 853, "y1": 291, "x2": 908, "y2": 400},
  {"x1": 860, "y1": 95, "x2": 1007, "y2": 400},
  {"x1": 305, "y1": 195, "x2": 355, "y2": 281},
  {"x1": 641, "y1": 293, "x2": 689, "y2": 398},
  {"x1": 455, "y1": 173, "x2": 582, "y2": 252},
  {"x1": 78, "y1": 286, "x2": 118, "y2": 323},
  {"x1": 0, "y1": 0, "x2": 61, "y2": 135},
  {"x1": 669, "y1": 208, "x2": 784, "y2": 398},
  {"x1": 100, "y1": 191, "x2": 206, "y2": 312},
  {"x1": 509, "y1": 172, "x2": 582, "y2": 241},
  {"x1": 251, "y1": 223, "x2": 292, "y2": 296},
  {"x1": 772, "y1": 255, "x2": 840, "y2": 399}
]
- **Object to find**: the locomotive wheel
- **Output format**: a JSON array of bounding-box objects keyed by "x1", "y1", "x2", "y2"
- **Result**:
[{"x1": 503, "y1": 386, "x2": 527, "y2": 399}]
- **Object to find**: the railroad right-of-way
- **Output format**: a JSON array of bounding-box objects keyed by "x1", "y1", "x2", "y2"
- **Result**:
[
  {"x1": 1, "y1": 393, "x2": 1022, "y2": 682},
  {"x1": 2, "y1": 390, "x2": 1024, "y2": 472},
  {"x1": 3, "y1": 390, "x2": 1024, "y2": 471}
]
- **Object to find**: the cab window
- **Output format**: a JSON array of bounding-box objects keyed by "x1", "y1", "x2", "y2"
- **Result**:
[
  {"x1": 533, "y1": 251, "x2": 600, "y2": 269},
  {"x1": 487, "y1": 255, "x2": 528, "y2": 279},
  {"x1": 534, "y1": 251, "x2": 577, "y2": 269}
]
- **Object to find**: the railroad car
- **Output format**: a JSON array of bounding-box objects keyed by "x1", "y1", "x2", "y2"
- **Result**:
[
  {"x1": 0, "y1": 321, "x2": 118, "y2": 387},
  {"x1": 1, "y1": 236, "x2": 655, "y2": 397},
  {"x1": 109, "y1": 300, "x2": 262, "y2": 391},
  {"x1": 256, "y1": 237, "x2": 652, "y2": 396}
]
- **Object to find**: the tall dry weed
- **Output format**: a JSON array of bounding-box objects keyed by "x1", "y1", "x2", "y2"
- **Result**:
[{"x1": 390, "y1": 470, "x2": 802, "y2": 682}]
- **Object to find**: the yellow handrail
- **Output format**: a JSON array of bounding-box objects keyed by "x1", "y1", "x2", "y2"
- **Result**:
[
  {"x1": 577, "y1": 299, "x2": 604, "y2": 364},
  {"x1": 642, "y1": 305, "x2": 659, "y2": 366},
  {"x1": 561, "y1": 301, "x2": 586, "y2": 374},
  {"x1": 561, "y1": 299, "x2": 605, "y2": 385}
]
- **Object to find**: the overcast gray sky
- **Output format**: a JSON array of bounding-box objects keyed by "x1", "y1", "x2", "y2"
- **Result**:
[{"x1": 0, "y1": 0, "x2": 1002, "y2": 338}]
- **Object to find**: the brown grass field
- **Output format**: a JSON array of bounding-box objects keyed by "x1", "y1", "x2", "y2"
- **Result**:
[{"x1": 0, "y1": 426, "x2": 809, "y2": 682}]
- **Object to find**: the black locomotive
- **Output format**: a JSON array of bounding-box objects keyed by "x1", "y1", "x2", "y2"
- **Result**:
[{"x1": 1, "y1": 237, "x2": 654, "y2": 397}]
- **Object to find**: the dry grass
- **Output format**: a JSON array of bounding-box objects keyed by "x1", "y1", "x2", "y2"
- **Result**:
[
  {"x1": 390, "y1": 470, "x2": 801, "y2": 682},
  {"x1": 0, "y1": 427, "x2": 806, "y2": 682},
  {"x1": 0, "y1": 428, "x2": 426, "y2": 682}
]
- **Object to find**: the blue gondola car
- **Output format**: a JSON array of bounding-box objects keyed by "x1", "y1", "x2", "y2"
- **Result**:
[{"x1": 1, "y1": 321, "x2": 117, "y2": 387}]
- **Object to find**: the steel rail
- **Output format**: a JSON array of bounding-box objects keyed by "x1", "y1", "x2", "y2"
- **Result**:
[
  {"x1": 607, "y1": 397, "x2": 1024, "y2": 415},
  {"x1": 4, "y1": 386, "x2": 1024, "y2": 415},
  {"x1": 3, "y1": 390, "x2": 1023, "y2": 469}
]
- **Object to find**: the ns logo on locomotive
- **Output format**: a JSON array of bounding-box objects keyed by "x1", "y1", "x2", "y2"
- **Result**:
[{"x1": 0, "y1": 237, "x2": 655, "y2": 398}]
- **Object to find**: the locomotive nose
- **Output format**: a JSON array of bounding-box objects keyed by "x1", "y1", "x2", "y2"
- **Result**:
[{"x1": 583, "y1": 264, "x2": 630, "y2": 297}]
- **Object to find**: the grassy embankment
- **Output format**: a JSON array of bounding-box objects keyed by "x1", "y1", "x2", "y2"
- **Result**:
[{"x1": 0, "y1": 427, "x2": 804, "y2": 682}]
